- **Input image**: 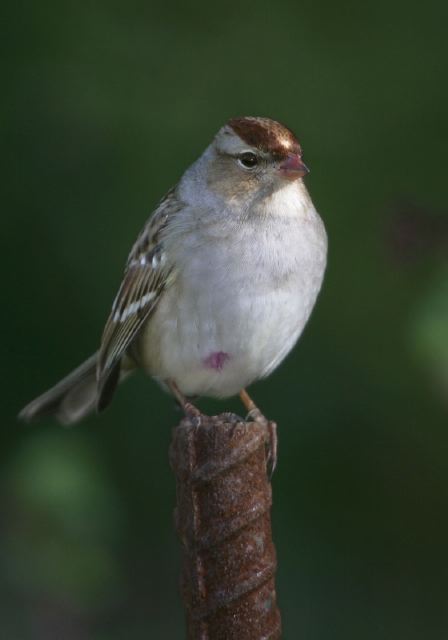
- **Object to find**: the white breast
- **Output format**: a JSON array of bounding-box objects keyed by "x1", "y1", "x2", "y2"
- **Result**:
[{"x1": 139, "y1": 182, "x2": 327, "y2": 398}]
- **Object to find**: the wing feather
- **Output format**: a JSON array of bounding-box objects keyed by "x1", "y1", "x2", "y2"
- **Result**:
[{"x1": 96, "y1": 189, "x2": 181, "y2": 409}]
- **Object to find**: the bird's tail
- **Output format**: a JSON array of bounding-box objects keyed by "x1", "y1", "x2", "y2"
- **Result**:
[{"x1": 19, "y1": 353, "x2": 101, "y2": 426}]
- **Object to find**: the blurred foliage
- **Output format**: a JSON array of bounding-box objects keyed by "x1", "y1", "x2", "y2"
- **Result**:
[
  {"x1": 410, "y1": 265, "x2": 448, "y2": 402},
  {"x1": 2, "y1": 0, "x2": 448, "y2": 638}
]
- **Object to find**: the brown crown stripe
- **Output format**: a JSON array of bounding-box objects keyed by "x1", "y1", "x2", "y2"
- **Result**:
[{"x1": 228, "y1": 117, "x2": 301, "y2": 158}]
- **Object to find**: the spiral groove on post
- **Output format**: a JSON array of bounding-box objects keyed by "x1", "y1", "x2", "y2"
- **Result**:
[{"x1": 170, "y1": 412, "x2": 282, "y2": 640}]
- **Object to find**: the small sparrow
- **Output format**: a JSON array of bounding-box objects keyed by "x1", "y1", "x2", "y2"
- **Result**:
[{"x1": 19, "y1": 117, "x2": 327, "y2": 427}]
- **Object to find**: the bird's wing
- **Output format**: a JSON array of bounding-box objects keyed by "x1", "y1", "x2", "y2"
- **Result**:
[{"x1": 97, "y1": 189, "x2": 181, "y2": 410}]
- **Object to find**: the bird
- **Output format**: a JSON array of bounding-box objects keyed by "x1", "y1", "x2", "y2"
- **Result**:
[{"x1": 19, "y1": 116, "x2": 327, "y2": 428}]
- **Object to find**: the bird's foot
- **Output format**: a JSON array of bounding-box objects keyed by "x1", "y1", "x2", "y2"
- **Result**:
[
  {"x1": 245, "y1": 406, "x2": 268, "y2": 427},
  {"x1": 239, "y1": 388, "x2": 278, "y2": 476},
  {"x1": 183, "y1": 401, "x2": 202, "y2": 427},
  {"x1": 168, "y1": 379, "x2": 202, "y2": 426}
]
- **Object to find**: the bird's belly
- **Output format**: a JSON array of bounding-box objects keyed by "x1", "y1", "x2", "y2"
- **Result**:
[{"x1": 138, "y1": 272, "x2": 320, "y2": 398}]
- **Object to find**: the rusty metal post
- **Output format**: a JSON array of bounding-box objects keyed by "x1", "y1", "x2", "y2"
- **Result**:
[{"x1": 170, "y1": 412, "x2": 282, "y2": 639}]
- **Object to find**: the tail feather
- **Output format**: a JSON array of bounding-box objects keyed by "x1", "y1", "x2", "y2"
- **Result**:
[{"x1": 19, "y1": 353, "x2": 100, "y2": 426}]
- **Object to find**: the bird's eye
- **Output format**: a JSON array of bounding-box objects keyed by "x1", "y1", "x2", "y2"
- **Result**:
[{"x1": 238, "y1": 152, "x2": 259, "y2": 169}]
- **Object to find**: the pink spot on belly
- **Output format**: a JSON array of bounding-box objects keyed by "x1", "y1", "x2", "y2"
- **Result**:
[{"x1": 203, "y1": 351, "x2": 230, "y2": 371}]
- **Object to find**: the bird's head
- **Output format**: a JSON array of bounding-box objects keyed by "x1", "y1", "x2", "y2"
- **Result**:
[{"x1": 206, "y1": 116, "x2": 309, "y2": 200}]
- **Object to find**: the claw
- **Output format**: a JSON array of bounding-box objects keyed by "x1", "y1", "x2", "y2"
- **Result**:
[{"x1": 266, "y1": 421, "x2": 278, "y2": 477}]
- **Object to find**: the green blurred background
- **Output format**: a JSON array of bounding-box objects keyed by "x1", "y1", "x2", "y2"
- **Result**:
[{"x1": 3, "y1": 1, "x2": 448, "y2": 638}]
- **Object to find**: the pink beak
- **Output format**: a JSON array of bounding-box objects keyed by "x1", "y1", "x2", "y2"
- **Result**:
[{"x1": 279, "y1": 153, "x2": 309, "y2": 179}]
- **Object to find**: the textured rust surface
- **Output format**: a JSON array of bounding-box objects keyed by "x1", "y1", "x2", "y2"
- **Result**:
[{"x1": 170, "y1": 412, "x2": 281, "y2": 640}]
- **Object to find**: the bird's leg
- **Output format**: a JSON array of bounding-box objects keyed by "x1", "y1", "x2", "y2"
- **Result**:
[
  {"x1": 239, "y1": 388, "x2": 268, "y2": 425},
  {"x1": 239, "y1": 389, "x2": 277, "y2": 474},
  {"x1": 167, "y1": 380, "x2": 201, "y2": 422}
]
